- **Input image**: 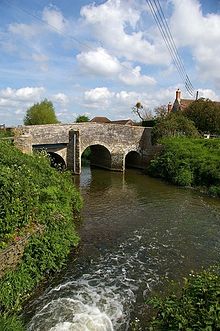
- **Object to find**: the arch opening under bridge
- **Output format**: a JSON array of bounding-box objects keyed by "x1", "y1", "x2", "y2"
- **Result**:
[
  {"x1": 81, "y1": 144, "x2": 111, "y2": 170},
  {"x1": 47, "y1": 152, "x2": 66, "y2": 170},
  {"x1": 125, "y1": 151, "x2": 142, "y2": 169}
]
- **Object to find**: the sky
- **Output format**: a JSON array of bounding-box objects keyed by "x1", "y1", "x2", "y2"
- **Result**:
[{"x1": 0, "y1": 0, "x2": 220, "y2": 126}]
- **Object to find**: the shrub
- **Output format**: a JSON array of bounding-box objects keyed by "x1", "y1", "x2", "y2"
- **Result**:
[
  {"x1": 0, "y1": 141, "x2": 82, "y2": 317},
  {"x1": 152, "y1": 112, "x2": 200, "y2": 143},
  {"x1": 147, "y1": 138, "x2": 220, "y2": 195},
  {"x1": 148, "y1": 266, "x2": 220, "y2": 330}
]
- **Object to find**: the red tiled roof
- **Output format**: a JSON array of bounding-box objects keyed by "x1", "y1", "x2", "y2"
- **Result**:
[
  {"x1": 111, "y1": 119, "x2": 135, "y2": 125},
  {"x1": 90, "y1": 117, "x2": 111, "y2": 123},
  {"x1": 180, "y1": 99, "x2": 194, "y2": 110}
]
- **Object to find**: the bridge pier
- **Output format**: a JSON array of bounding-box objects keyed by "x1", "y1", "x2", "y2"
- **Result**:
[
  {"x1": 67, "y1": 130, "x2": 80, "y2": 174},
  {"x1": 111, "y1": 153, "x2": 124, "y2": 172}
]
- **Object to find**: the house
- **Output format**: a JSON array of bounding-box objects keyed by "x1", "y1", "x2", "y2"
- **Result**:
[
  {"x1": 111, "y1": 119, "x2": 135, "y2": 126},
  {"x1": 90, "y1": 117, "x2": 135, "y2": 125},
  {"x1": 168, "y1": 89, "x2": 220, "y2": 113},
  {"x1": 168, "y1": 89, "x2": 194, "y2": 113},
  {"x1": 90, "y1": 117, "x2": 111, "y2": 123}
]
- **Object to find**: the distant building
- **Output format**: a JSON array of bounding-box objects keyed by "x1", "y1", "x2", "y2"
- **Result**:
[
  {"x1": 111, "y1": 119, "x2": 135, "y2": 126},
  {"x1": 90, "y1": 117, "x2": 111, "y2": 123},
  {"x1": 90, "y1": 117, "x2": 135, "y2": 125},
  {"x1": 168, "y1": 89, "x2": 220, "y2": 113},
  {"x1": 168, "y1": 89, "x2": 193, "y2": 113}
]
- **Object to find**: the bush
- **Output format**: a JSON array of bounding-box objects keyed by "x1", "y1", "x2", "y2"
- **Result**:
[
  {"x1": 147, "y1": 138, "x2": 220, "y2": 196},
  {"x1": 148, "y1": 266, "x2": 220, "y2": 330},
  {"x1": 0, "y1": 141, "x2": 82, "y2": 316},
  {"x1": 152, "y1": 113, "x2": 200, "y2": 143}
]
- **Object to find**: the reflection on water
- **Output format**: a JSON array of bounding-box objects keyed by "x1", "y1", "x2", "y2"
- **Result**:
[{"x1": 26, "y1": 167, "x2": 220, "y2": 331}]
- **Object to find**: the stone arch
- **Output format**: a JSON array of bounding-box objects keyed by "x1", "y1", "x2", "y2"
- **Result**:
[
  {"x1": 47, "y1": 152, "x2": 66, "y2": 170},
  {"x1": 125, "y1": 150, "x2": 142, "y2": 169},
  {"x1": 81, "y1": 144, "x2": 111, "y2": 170}
]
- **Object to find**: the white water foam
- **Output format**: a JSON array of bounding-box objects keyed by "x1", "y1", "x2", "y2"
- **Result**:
[{"x1": 27, "y1": 231, "x2": 161, "y2": 331}]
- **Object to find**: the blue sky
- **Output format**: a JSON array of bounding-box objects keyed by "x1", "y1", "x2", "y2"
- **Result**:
[{"x1": 0, "y1": 0, "x2": 220, "y2": 126}]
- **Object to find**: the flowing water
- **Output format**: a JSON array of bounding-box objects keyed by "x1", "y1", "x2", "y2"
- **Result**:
[{"x1": 25, "y1": 167, "x2": 220, "y2": 330}]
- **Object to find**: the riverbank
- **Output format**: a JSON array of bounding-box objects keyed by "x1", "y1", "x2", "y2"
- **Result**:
[
  {"x1": 0, "y1": 140, "x2": 82, "y2": 330},
  {"x1": 147, "y1": 137, "x2": 220, "y2": 197},
  {"x1": 23, "y1": 167, "x2": 220, "y2": 330}
]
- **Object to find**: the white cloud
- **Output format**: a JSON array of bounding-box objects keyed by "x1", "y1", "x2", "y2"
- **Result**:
[
  {"x1": 0, "y1": 87, "x2": 46, "y2": 125},
  {"x1": 81, "y1": 86, "x2": 176, "y2": 118},
  {"x1": 83, "y1": 87, "x2": 114, "y2": 109},
  {"x1": 197, "y1": 88, "x2": 220, "y2": 101},
  {"x1": 8, "y1": 23, "x2": 42, "y2": 39},
  {"x1": 77, "y1": 48, "x2": 156, "y2": 86},
  {"x1": 0, "y1": 87, "x2": 45, "y2": 101},
  {"x1": 77, "y1": 47, "x2": 121, "y2": 76},
  {"x1": 80, "y1": 0, "x2": 170, "y2": 65},
  {"x1": 119, "y1": 64, "x2": 156, "y2": 86},
  {"x1": 52, "y1": 93, "x2": 69, "y2": 105},
  {"x1": 170, "y1": 0, "x2": 220, "y2": 87},
  {"x1": 42, "y1": 6, "x2": 68, "y2": 33}
]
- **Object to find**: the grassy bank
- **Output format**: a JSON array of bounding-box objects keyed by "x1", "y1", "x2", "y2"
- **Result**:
[
  {"x1": 0, "y1": 140, "x2": 82, "y2": 329},
  {"x1": 147, "y1": 137, "x2": 220, "y2": 197}
]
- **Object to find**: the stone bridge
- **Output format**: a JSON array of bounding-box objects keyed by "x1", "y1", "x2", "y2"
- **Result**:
[{"x1": 14, "y1": 123, "x2": 160, "y2": 174}]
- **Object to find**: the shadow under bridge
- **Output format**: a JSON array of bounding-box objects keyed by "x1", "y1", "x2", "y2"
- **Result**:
[{"x1": 81, "y1": 144, "x2": 111, "y2": 170}]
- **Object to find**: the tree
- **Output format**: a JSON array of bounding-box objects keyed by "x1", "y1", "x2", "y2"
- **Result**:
[
  {"x1": 183, "y1": 98, "x2": 220, "y2": 134},
  {"x1": 132, "y1": 102, "x2": 153, "y2": 121},
  {"x1": 24, "y1": 99, "x2": 59, "y2": 125},
  {"x1": 154, "y1": 104, "x2": 168, "y2": 118},
  {"x1": 152, "y1": 112, "x2": 200, "y2": 143},
  {"x1": 75, "y1": 114, "x2": 90, "y2": 123}
]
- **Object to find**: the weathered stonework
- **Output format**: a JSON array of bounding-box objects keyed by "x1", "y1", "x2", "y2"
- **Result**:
[
  {"x1": 0, "y1": 224, "x2": 44, "y2": 278},
  {"x1": 14, "y1": 134, "x2": 32, "y2": 154},
  {"x1": 17, "y1": 123, "x2": 158, "y2": 173}
]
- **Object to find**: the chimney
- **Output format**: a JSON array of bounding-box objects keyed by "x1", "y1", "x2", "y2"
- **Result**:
[
  {"x1": 168, "y1": 102, "x2": 172, "y2": 113},
  {"x1": 176, "y1": 88, "x2": 181, "y2": 101}
]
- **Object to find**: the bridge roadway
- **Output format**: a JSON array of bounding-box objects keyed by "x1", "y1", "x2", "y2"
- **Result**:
[{"x1": 14, "y1": 122, "x2": 160, "y2": 174}]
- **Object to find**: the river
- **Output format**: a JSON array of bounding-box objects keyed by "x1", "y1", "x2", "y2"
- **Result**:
[{"x1": 25, "y1": 167, "x2": 220, "y2": 330}]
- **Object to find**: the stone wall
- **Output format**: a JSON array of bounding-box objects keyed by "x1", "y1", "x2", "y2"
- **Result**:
[{"x1": 0, "y1": 224, "x2": 44, "y2": 279}]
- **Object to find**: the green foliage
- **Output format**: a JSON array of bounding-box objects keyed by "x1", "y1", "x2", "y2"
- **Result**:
[
  {"x1": 152, "y1": 112, "x2": 200, "y2": 143},
  {"x1": 0, "y1": 129, "x2": 13, "y2": 139},
  {"x1": 0, "y1": 315, "x2": 24, "y2": 331},
  {"x1": 23, "y1": 99, "x2": 59, "y2": 125},
  {"x1": 75, "y1": 114, "x2": 90, "y2": 123},
  {"x1": 0, "y1": 141, "x2": 82, "y2": 314},
  {"x1": 148, "y1": 266, "x2": 220, "y2": 330},
  {"x1": 81, "y1": 147, "x2": 91, "y2": 166},
  {"x1": 148, "y1": 138, "x2": 220, "y2": 196},
  {"x1": 183, "y1": 98, "x2": 220, "y2": 134},
  {"x1": 142, "y1": 119, "x2": 157, "y2": 128}
]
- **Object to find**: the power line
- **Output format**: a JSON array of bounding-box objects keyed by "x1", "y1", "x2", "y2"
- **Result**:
[
  {"x1": 146, "y1": 0, "x2": 195, "y2": 96},
  {"x1": 154, "y1": 0, "x2": 194, "y2": 93},
  {"x1": 147, "y1": 0, "x2": 194, "y2": 95},
  {"x1": 2, "y1": 0, "x2": 148, "y2": 80},
  {"x1": 3, "y1": 0, "x2": 195, "y2": 96},
  {"x1": 3, "y1": 0, "x2": 92, "y2": 52}
]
